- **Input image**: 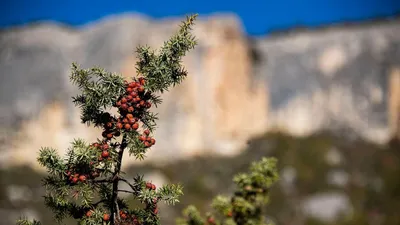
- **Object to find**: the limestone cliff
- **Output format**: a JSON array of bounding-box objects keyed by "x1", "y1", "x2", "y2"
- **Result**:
[
  {"x1": 253, "y1": 20, "x2": 400, "y2": 143},
  {"x1": 0, "y1": 14, "x2": 399, "y2": 169}
]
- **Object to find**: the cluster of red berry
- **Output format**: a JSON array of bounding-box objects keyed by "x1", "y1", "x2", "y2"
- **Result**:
[
  {"x1": 66, "y1": 171, "x2": 88, "y2": 184},
  {"x1": 83, "y1": 182, "x2": 158, "y2": 223},
  {"x1": 114, "y1": 78, "x2": 151, "y2": 130},
  {"x1": 65, "y1": 166, "x2": 101, "y2": 185},
  {"x1": 101, "y1": 119, "x2": 121, "y2": 140},
  {"x1": 63, "y1": 143, "x2": 109, "y2": 185},
  {"x1": 89, "y1": 210, "x2": 140, "y2": 224},
  {"x1": 89, "y1": 142, "x2": 112, "y2": 161},
  {"x1": 145, "y1": 182, "x2": 156, "y2": 191},
  {"x1": 84, "y1": 210, "x2": 112, "y2": 222},
  {"x1": 139, "y1": 129, "x2": 156, "y2": 148},
  {"x1": 112, "y1": 77, "x2": 156, "y2": 148},
  {"x1": 116, "y1": 210, "x2": 141, "y2": 225},
  {"x1": 145, "y1": 182, "x2": 159, "y2": 214},
  {"x1": 87, "y1": 77, "x2": 155, "y2": 155},
  {"x1": 115, "y1": 114, "x2": 139, "y2": 131},
  {"x1": 116, "y1": 77, "x2": 152, "y2": 111}
]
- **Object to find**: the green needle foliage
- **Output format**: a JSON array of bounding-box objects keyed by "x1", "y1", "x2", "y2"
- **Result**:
[
  {"x1": 16, "y1": 14, "x2": 198, "y2": 225},
  {"x1": 176, "y1": 157, "x2": 279, "y2": 225}
]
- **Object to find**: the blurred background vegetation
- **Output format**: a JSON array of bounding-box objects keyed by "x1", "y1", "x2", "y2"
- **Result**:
[{"x1": 1, "y1": 132, "x2": 399, "y2": 225}]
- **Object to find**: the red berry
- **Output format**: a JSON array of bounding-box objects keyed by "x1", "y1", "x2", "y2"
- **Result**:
[
  {"x1": 71, "y1": 177, "x2": 78, "y2": 184},
  {"x1": 98, "y1": 156, "x2": 103, "y2": 161},
  {"x1": 144, "y1": 130, "x2": 150, "y2": 136},
  {"x1": 126, "y1": 87, "x2": 133, "y2": 93},
  {"x1": 121, "y1": 213, "x2": 127, "y2": 219},
  {"x1": 66, "y1": 171, "x2": 71, "y2": 176},
  {"x1": 144, "y1": 142, "x2": 151, "y2": 147},
  {"x1": 126, "y1": 95, "x2": 133, "y2": 102},
  {"x1": 150, "y1": 138, "x2": 156, "y2": 145},
  {"x1": 130, "y1": 92, "x2": 138, "y2": 98},
  {"x1": 121, "y1": 97, "x2": 127, "y2": 103},
  {"x1": 102, "y1": 144, "x2": 109, "y2": 150},
  {"x1": 139, "y1": 77, "x2": 145, "y2": 85},
  {"x1": 139, "y1": 100, "x2": 145, "y2": 107},
  {"x1": 79, "y1": 175, "x2": 87, "y2": 182},
  {"x1": 94, "y1": 143, "x2": 100, "y2": 148},
  {"x1": 153, "y1": 207, "x2": 158, "y2": 214},
  {"x1": 101, "y1": 151, "x2": 109, "y2": 158},
  {"x1": 120, "y1": 103, "x2": 128, "y2": 110},
  {"x1": 139, "y1": 136, "x2": 146, "y2": 142},
  {"x1": 106, "y1": 122, "x2": 113, "y2": 128},
  {"x1": 124, "y1": 123, "x2": 131, "y2": 130},
  {"x1": 128, "y1": 106, "x2": 134, "y2": 113},
  {"x1": 116, "y1": 122, "x2": 123, "y2": 129},
  {"x1": 128, "y1": 82, "x2": 135, "y2": 88},
  {"x1": 146, "y1": 137, "x2": 151, "y2": 142},
  {"x1": 126, "y1": 114, "x2": 133, "y2": 119},
  {"x1": 146, "y1": 102, "x2": 152, "y2": 108},
  {"x1": 103, "y1": 214, "x2": 110, "y2": 221},
  {"x1": 151, "y1": 184, "x2": 156, "y2": 190},
  {"x1": 207, "y1": 217, "x2": 215, "y2": 224},
  {"x1": 86, "y1": 210, "x2": 93, "y2": 217},
  {"x1": 146, "y1": 182, "x2": 152, "y2": 189},
  {"x1": 132, "y1": 123, "x2": 139, "y2": 130},
  {"x1": 133, "y1": 97, "x2": 140, "y2": 103},
  {"x1": 106, "y1": 133, "x2": 113, "y2": 139},
  {"x1": 129, "y1": 118, "x2": 135, "y2": 125},
  {"x1": 116, "y1": 101, "x2": 122, "y2": 107},
  {"x1": 138, "y1": 86, "x2": 145, "y2": 93},
  {"x1": 227, "y1": 211, "x2": 232, "y2": 217}
]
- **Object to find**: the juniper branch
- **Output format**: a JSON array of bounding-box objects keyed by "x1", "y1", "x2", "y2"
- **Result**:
[{"x1": 17, "y1": 14, "x2": 198, "y2": 225}]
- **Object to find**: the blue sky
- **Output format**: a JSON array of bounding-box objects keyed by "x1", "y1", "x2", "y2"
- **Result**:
[{"x1": 1, "y1": 0, "x2": 400, "y2": 36}]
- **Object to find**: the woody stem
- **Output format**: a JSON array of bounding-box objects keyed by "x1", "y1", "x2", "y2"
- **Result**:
[{"x1": 110, "y1": 133, "x2": 127, "y2": 224}]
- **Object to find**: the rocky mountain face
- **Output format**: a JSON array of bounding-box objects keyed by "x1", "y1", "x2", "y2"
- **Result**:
[
  {"x1": 0, "y1": 14, "x2": 399, "y2": 170},
  {"x1": 253, "y1": 21, "x2": 400, "y2": 143}
]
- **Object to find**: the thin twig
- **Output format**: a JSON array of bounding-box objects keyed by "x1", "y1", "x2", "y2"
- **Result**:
[
  {"x1": 118, "y1": 189, "x2": 135, "y2": 194},
  {"x1": 119, "y1": 178, "x2": 138, "y2": 191}
]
